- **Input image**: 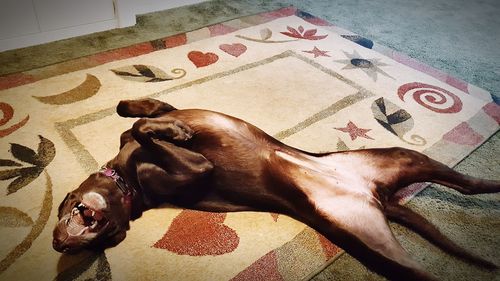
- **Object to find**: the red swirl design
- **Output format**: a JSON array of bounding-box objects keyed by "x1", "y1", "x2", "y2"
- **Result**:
[
  {"x1": 0, "y1": 102, "x2": 29, "y2": 137},
  {"x1": 397, "y1": 82, "x2": 462, "y2": 113}
]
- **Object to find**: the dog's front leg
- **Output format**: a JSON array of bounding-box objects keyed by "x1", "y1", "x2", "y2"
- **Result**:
[{"x1": 131, "y1": 117, "x2": 213, "y2": 187}]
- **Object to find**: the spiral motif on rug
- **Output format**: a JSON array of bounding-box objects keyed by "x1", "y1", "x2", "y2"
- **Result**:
[
  {"x1": 397, "y1": 82, "x2": 463, "y2": 114},
  {"x1": 0, "y1": 102, "x2": 29, "y2": 137}
]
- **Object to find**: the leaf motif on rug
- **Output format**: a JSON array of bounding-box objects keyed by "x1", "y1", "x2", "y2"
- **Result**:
[
  {"x1": 0, "y1": 170, "x2": 53, "y2": 274},
  {"x1": 340, "y1": 35, "x2": 374, "y2": 49},
  {"x1": 0, "y1": 206, "x2": 34, "y2": 227},
  {"x1": 260, "y1": 28, "x2": 273, "y2": 40},
  {"x1": 0, "y1": 135, "x2": 55, "y2": 194},
  {"x1": 54, "y1": 252, "x2": 111, "y2": 281},
  {"x1": 236, "y1": 28, "x2": 298, "y2": 43},
  {"x1": 111, "y1": 65, "x2": 186, "y2": 82},
  {"x1": 33, "y1": 74, "x2": 101, "y2": 105},
  {"x1": 0, "y1": 102, "x2": 29, "y2": 138},
  {"x1": 336, "y1": 138, "x2": 365, "y2": 152},
  {"x1": 371, "y1": 97, "x2": 426, "y2": 146}
]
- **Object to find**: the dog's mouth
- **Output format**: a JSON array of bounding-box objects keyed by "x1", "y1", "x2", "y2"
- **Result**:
[{"x1": 66, "y1": 202, "x2": 107, "y2": 236}]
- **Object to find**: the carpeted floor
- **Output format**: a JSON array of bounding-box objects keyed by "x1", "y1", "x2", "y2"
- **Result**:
[{"x1": 1, "y1": 1, "x2": 499, "y2": 280}]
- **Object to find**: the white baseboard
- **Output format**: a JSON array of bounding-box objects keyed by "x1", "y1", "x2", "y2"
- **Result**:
[{"x1": 0, "y1": 19, "x2": 118, "y2": 52}]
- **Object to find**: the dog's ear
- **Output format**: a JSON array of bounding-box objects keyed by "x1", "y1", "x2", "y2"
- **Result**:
[{"x1": 117, "y1": 98, "x2": 177, "y2": 118}]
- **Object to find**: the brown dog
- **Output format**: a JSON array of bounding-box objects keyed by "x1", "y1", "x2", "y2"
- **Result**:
[{"x1": 53, "y1": 98, "x2": 499, "y2": 281}]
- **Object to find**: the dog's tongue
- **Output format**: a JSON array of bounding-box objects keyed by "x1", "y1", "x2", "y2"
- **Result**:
[{"x1": 67, "y1": 213, "x2": 87, "y2": 236}]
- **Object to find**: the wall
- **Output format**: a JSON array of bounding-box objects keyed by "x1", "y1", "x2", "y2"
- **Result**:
[
  {"x1": 115, "y1": 0, "x2": 207, "y2": 27},
  {"x1": 0, "y1": 0, "x2": 207, "y2": 52}
]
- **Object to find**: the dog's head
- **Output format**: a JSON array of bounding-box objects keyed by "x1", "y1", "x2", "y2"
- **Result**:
[{"x1": 53, "y1": 173, "x2": 131, "y2": 254}]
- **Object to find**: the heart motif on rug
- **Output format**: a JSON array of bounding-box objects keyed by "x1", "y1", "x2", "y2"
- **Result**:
[
  {"x1": 219, "y1": 43, "x2": 247, "y2": 57},
  {"x1": 153, "y1": 210, "x2": 239, "y2": 256},
  {"x1": 188, "y1": 51, "x2": 219, "y2": 68}
]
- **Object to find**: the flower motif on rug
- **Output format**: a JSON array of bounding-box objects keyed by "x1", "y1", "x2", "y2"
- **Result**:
[
  {"x1": 333, "y1": 50, "x2": 394, "y2": 81},
  {"x1": 236, "y1": 25, "x2": 327, "y2": 44},
  {"x1": 280, "y1": 26, "x2": 328, "y2": 40}
]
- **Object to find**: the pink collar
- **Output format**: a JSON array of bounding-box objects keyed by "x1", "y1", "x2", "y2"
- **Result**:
[{"x1": 100, "y1": 167, "x2": 135, "y2": 197}]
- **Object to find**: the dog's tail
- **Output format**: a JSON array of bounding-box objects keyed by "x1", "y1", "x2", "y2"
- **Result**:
[
  {"x1": 117, "y1": 98, "x2": 177, "y2": 118},
  {"x1": 384, "y1": 202, "x2": 498, "y2": 270}
]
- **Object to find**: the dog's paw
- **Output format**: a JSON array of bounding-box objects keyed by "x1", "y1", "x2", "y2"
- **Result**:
[{"x1": 160, "y1": 120, "x2": 193, "y2": 142}]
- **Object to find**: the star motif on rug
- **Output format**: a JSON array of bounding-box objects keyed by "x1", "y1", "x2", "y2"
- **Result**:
[
  {"x1": 335, "y1": 121, "x2": 374, "y2": 140},
  {"x1": 303, "y1": 46, "x2": 330, "y2": 58},
  {"x1": 333, "y1": 50, "x2": 394, "y2": 81}
]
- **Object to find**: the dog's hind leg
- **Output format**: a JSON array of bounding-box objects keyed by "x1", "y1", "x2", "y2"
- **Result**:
[
  {"x1": 365, "y1": 148, "x2": 500, "y2": 196},
  {"x1": 384, "y1": 202, "x2": 498, "y2": 269},
  {"x1": 365, "y1": 148, "x2": 499, "y2": 268},
  {"x1": 424, "y1": 160, "x2": 500, "y2": 195},
  {"x1": 304, "y1": 195, "x2": 438, "y2": 281}
]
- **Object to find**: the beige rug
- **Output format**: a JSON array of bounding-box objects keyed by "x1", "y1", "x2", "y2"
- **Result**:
[{"x1": 0, "y1": 7, "x2": 498, "y2": 281}]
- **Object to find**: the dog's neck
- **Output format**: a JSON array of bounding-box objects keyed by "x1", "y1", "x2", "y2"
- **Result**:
[
  {"x1": 100, "y1": 167, "x2": 135, "y2": 196},
  {"x1": 99, "y1": 166, "x2": 140, "y2": 219}
]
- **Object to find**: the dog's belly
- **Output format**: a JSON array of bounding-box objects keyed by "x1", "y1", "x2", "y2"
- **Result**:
[
  {"x1": 167, "y1": 109, "x2": 278, "y2": 171},
  {"x1": 165, "y1": 109, "x2": 296, "y2": 209}
]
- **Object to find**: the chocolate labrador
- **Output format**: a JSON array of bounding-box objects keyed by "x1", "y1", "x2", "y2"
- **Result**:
[{"x1": 53, "y1": 98, "x2": 499, "y2": 281}]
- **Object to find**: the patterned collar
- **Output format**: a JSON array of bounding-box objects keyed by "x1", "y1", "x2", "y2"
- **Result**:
[{"x1": 99, "y1": 167, "x2": 135, "y2": 197}]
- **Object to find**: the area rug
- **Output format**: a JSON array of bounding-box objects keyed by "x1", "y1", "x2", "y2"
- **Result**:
[{"x1": 0, "y1": 7, "x2": 498, "y2": 281}]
